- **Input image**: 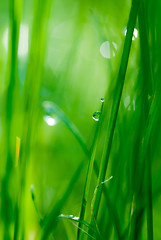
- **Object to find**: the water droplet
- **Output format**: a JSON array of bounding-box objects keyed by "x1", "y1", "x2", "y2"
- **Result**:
[
  {"x1": 72, "y1": 216, "x2": 79, "y2": 221},
  {"x1": 92, "y1": 111, "x2": 101, "y2": 121},
  {"x1": 43, "y1": 115, "x2": 57, "y2": 126},
  {"x1": 124, "y1": 28, "x2": 138, "y2": 41},
  {"x1": 101, "y1": 97, "x2": 104, "y2": 103},
  {"x1": 100, "y1": 41, "x2": 117, "y2": 59},
  {"x1": 133, "y1": 28, "x2": 138, "y2": 39},
  {"x1": 42, "y1": 101, "x2": 59, "y2": 126}
]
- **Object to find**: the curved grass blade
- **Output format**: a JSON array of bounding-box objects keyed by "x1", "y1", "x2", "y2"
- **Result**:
[
  {"x1": 42, "y1": 101, "x2": 89, "y2": 157},
  {"x1": 42, "y1": 101, "x2": 100, "y2": 178}
]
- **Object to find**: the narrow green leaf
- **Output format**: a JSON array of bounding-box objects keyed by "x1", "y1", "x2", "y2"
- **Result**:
[{"x1": 88, "y1": 0, "x2": 140, "y2": 237}]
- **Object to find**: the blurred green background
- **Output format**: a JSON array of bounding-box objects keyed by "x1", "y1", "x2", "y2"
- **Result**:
[{"x1": 0, "y1": 0, "x2": 161, "y2": 239}]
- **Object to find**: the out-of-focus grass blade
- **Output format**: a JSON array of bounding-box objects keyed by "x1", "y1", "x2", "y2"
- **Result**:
[
  {"x1": 14, "y1": 0, "x2": 52, "y2": 239},
  {"x1": 43, "y1": 101, "x2": 89, "y2": 157},
  {"x1": 88, "y1": 0, "x2": 140, "y2": 237},
  {"x1": 36, "y1": 162, "x2": 83, "y2": 240},
  {"x1": 30, "y1": 184, "x2": 43, "y2": 225},
  {"x1": 42, "y1": 101, "x2": 99, "y2": 177},
  {"x1": 1, "y1": 0, "x2": 23, "y2": 239}
]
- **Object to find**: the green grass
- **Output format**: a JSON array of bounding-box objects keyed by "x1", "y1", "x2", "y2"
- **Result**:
[{"x1": 1, "y1": 0, "x2": 161, "y2": 239}]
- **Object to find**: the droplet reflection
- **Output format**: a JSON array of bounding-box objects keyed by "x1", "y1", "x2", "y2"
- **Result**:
[
  {"x1": 100, "y1": 41, "x2": 117, "y2": 59},
  {"x1": 124, "y1": 28, "x2": 138, "y2": 41},
  {"x1": 101, "y1": 97, "x2": 104, "y2": 103},
  {"x1": 43, "y1": 115, "x2": 57, "y2": 126},
  {"x1": 72, "y1": 216, "x2": 79, "y2": 221},
  {"x1": 92, "y1": 111, "x2": 101, "y2": 121}
]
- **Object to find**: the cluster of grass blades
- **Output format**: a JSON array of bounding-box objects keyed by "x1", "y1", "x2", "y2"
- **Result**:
[{"x1": 1, "y1": 0, "x2": 161, "y2": 239}]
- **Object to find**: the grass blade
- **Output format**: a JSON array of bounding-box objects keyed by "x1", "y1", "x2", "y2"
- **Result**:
[
  {"x1": 1, "y1": 0, "x2": 22, "y2": 238},
  {"x1": 42, "y1": 101, "x2": 89, "y2": 157},
  {"x1": 14, "y1": 0, "x2": 52, "y2": 239},
  {"x1": 88, "y1": 0, "x2": 140, "y2": 237},
  {"x1": 77, "y1": 101, "x2": 104, "y2": 239},
  {"x1": 130, "y1": 0, "x2": 153, "y2": 239}
]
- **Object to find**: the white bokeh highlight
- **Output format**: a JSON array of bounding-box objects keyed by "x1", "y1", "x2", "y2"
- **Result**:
[
  {"x1": 43, "y1": 116, "x2": 57, "y2": 126},
  {"x1": 124, "y1": 28, "x2": 138, "y2": 41},
  {"x1": 100, "y1": 41, "x2": 117, "y2": 59},
  {"x1": 3, "y1": 24, "x2": 29, "y2": 57}
]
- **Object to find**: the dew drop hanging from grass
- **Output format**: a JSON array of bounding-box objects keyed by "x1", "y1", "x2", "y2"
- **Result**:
[
  {"x1": 92, "y1": 111, "x2": 101, "y2": 121},
  {"x1": 92, "y1": 98, "x2": 104, "y2": 121},
  {"x1": 42, "y1": 101, "x2": 59, "y2": 126}
]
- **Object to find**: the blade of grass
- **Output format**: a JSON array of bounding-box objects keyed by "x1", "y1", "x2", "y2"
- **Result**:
[
  {"x1": 129, "y1": 0, "x2": 153, "y2": 239},
  {"x1": 138, "y1": 2, "x2": 153, "y2": 239},
  {"x1": 88, "y1": 0, "x2": 140, "y2": 237},
  {"x1": 42, "y1": 101, "x2": 101, "y2": 178},
  {"x1": 42, "y1": 101, "x2": 90, "y2": 157},
  {"x1": 77, "y1": 100, "x2": 104, "y2": 240},
  {"x1": 101, "y1": 184, "x2": 121, "y2": 239},
  {"x1": 1, "y1": 0, "x2": 22, "y2": 238},
  {"x1": 14, "y1": 0, "x2": 52, "y2": 239}
]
